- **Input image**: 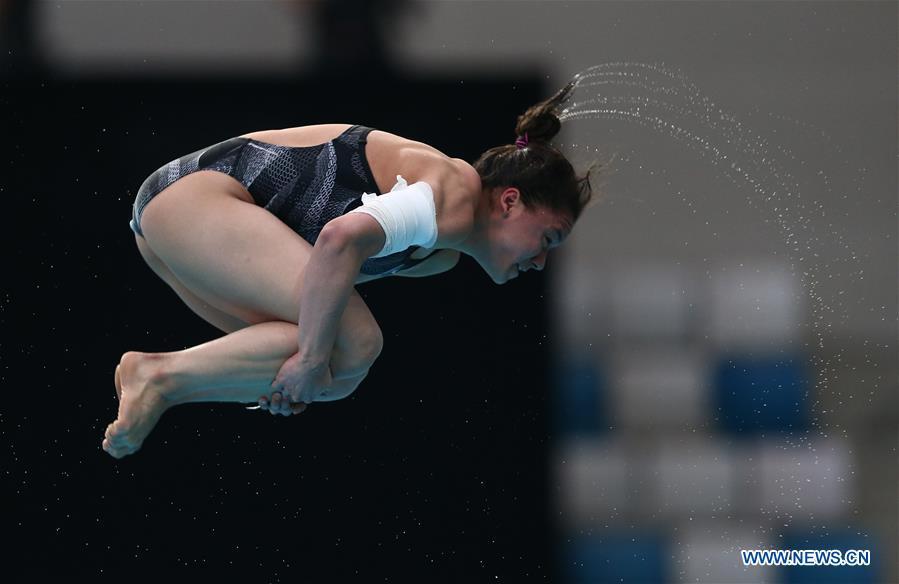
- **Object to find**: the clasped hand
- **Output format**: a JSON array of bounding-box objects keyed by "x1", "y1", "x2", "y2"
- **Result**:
[{"x1": 256, "y1": 352, "x2": 333, "y2": 417}]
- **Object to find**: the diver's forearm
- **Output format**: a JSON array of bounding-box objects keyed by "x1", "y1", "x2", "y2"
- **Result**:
[{"x1": 295, "y1": 228, "x2": 365, "y2": 367}]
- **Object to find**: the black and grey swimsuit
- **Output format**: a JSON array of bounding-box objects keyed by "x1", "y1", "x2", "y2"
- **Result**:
[{"x1": 129, "y1": 125, "x2": 438, "y2": 276}]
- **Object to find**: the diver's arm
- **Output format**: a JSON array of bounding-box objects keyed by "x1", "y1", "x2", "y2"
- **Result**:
[
  {"x1": 394, "y1": 249, "x2": 461, "y2": 277},
  {"x1": 295, "y1": 216, "x2": 385, "y2": 367}
]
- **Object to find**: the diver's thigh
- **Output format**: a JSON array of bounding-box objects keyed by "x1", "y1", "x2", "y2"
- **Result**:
[
  {"x1": 138, "y1": 171, "x2": 383, "y2": 370},
  {"x1": 139, "y1": 171, "x2": 311, "y2": 322},
  {"x1": 135, "y1": 233, "x2": 248, "y2": 333}
]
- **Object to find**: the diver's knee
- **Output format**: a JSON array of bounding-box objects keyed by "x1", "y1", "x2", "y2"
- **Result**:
[
  {"x1": 317, "y1": 370, "x2": 369, "y2": 402},
  {"x1": 332, "y1": 326, "x2": 383, "y2": 380}
]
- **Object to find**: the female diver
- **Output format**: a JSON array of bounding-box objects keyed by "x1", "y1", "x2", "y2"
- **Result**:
[{"x1": 103, "y1": 82, "x2": 596, "y2": 459}]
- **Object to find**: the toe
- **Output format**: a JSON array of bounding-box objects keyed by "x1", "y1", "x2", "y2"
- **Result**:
[
  {"x1": 103, "y1": 441, "x2": 121, "y2": 458},
  {"x1": 114, "y1": 365, "x2": 122, "y2": 400},
  {"x1": 106, "y1": 423, "x2": 129, "y2": 448}
]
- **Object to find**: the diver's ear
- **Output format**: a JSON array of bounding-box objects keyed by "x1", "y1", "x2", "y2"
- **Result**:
[{"x1": 498, "y1": 187, "x2": 521, "y2": 216}]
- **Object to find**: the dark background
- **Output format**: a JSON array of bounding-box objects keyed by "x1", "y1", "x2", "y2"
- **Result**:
[{"x1": 3, "y1": 74, "x2": 560, "y2": 582}]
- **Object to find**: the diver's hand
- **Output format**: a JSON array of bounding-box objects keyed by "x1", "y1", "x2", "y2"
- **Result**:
[
  {"x1": 256, "y1": 391, "x2": 307, "y2": 416},
  {"x1": 272, "y1": 351, "x2": 334, "y2": 404}
]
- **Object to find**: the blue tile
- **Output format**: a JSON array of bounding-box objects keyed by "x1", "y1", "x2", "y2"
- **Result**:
[
  {"x1": 552, "y1": 357, "x2": 606, "y2": 436},
  {"x1": 781, "y1": 530, "x2": 878, "y2": 584},
  {"x1": 713, "y1": 354, "x2": 809, "y2": 434},
  {"x1": 562, "y1": 533, "x2": 667, "y2": 584}
]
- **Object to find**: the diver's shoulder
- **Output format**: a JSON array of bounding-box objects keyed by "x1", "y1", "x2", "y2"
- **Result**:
[
  {"x1": 449, "y1": 158, "x2": 482, "y2": 197},
  {"x1": 430, "y1": 159, "x2": 479, "y2": 248},
  {"x1": 377, "y1": 142, "x2": 479, "y2": 248}
]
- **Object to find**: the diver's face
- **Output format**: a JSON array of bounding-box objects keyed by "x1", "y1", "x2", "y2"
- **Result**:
[{"x1": 488, "y1": 189, "x2": 571, "y2": 284}]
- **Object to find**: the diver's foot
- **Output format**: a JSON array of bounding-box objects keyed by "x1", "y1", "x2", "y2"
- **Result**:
[{"x1": 102, "y1": 352, "x2": 170, "y2": 459}]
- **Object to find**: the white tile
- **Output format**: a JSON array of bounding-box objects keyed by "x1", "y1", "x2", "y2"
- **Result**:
[
  {"x1": 706, "y1": 261, "x2": 803, "y2": 349},
  {"x1": 644, "y1": 438, "x2": 736, "y2": 519},
  {"x1": 756, "y1": 437, "x2": 853, "y2": 521},
  {"x1": 554, "y1": 437, "x2": 629, "y2": 527},
  {"x1": 552, "y1": 257, "x2": 612, "y2": 351},
  {"x1": 726, "y1": 441, "x2": 765, "y2": 517},
  {"x1": 610, "y1": 264, "x2": 696, "y2": 340},
  {"x1": 671, "y1": 521, "x2": 777, "y2": 584},
  {"x1": 609, "y1": 347, "x2": 708, "y2": 430}
]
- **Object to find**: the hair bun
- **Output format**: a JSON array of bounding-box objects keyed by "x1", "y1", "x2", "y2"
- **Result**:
[{"x1": 514, "y1": 80, "x2": 576, "y2": 143}]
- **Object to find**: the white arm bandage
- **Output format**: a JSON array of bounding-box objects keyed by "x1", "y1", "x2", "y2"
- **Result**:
[{"x1": 347, "y1": 175, "x2": 438, "y2": 258}]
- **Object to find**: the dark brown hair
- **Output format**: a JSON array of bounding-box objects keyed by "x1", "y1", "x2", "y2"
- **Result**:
[{"x1": 473, "y1": 81, "x2": 601, "y2": 225}]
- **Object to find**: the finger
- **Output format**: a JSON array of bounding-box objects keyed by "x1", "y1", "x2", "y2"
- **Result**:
[
  {"x1": 291, "y1": 401, "x2": 307, "y2": 415},
  {"x1": 279, "y1": 394, "x2": 292, "y2": 416},
  {"x1": 270, "y1": 392, "x2": 282, "y2": 416},
  {"x1": 258, "y1": 396, "x2": 269, "y2": 411}
]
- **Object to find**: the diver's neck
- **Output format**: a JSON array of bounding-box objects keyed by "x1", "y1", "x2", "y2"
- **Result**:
[{"x1": 450, "y1": 189, "x2": 494, "y2": 263}]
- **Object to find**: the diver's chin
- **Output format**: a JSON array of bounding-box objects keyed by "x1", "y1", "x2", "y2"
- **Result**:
[{"x1": 489, "y1": 262, "x2": 518, "y2": 285}]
